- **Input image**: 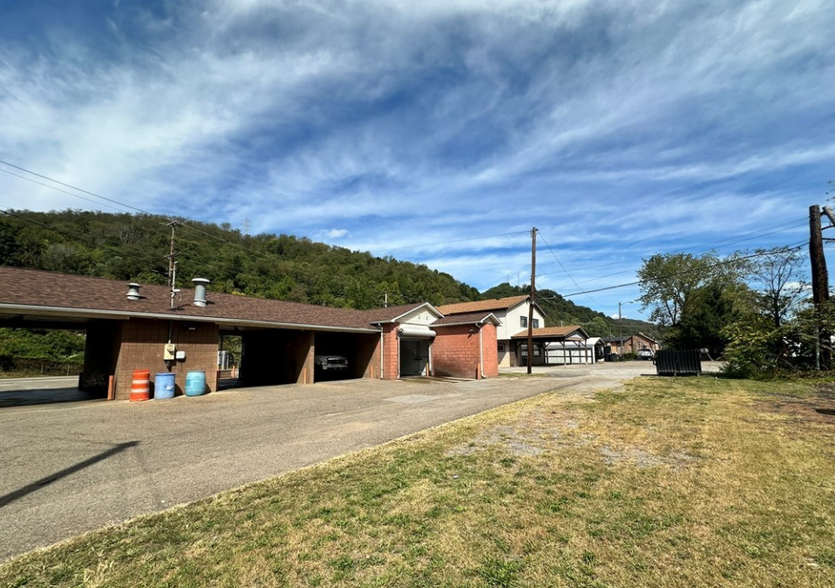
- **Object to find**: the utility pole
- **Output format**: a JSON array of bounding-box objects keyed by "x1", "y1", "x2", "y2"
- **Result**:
[
  {"x1": 527, "y1": 227, "x2": 537, "y2": 374},
  {"x1": 809, "y1": 205, "x2": 830, "y2": 369},
  {"x1": 166, "y1": 220, "x2": 179, "y2": 288},
  {"x1": 619, "y1": 301, "x2": 623, "y2": 356}
]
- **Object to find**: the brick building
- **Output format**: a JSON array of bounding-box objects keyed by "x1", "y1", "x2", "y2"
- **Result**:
[
  {"x1": 0, "y1": 267, "x2": 501, "y2": 400},
  {"x1": 438, "y1": 295, "x2": 545, "y2": 367},
  {"x1": 604, "y1": 333, "x2": 661, "y2": 356}
]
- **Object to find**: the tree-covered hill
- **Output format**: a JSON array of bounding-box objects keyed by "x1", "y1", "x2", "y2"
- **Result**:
[
  {"x1": 0, "y1": 209, "x2": 658, "y2": 339},
  {"x1": 0, "y1": 209, "x2": 479, "y2": 309}
]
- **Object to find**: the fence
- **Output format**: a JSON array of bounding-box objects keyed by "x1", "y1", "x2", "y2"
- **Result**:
[
  {"x1": 655, "y1": 350, "x2": 702, "y2": 376},
  {"x1": 0, "y1": 356, "x2": 83, "y2": 376}
]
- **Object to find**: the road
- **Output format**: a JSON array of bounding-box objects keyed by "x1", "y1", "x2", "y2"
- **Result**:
[{"x1": 0, "y1": 362, "x2": 673, "y2": 562}]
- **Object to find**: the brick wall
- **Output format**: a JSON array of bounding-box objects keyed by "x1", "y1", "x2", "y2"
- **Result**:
[
  {"x1": 113, "y1": 318, "x2": 219, "y2": 400},
  {"x1": 481, "y1": 323, "x2": 499, "y2": 377},
  {"x1": 432, "y1": 324, "x2": 483, "y2": 379},
  {"x1": 382, "y1": 324, "x2": 399, "y2": 380}
]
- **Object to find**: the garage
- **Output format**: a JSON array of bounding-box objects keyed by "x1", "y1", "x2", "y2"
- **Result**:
[
  {"x1": 313, "y1": 331, "x2": 379, "y2": 382},
  {"x1": 237, "y1": 328, "x2": 314, "y2": 387}
]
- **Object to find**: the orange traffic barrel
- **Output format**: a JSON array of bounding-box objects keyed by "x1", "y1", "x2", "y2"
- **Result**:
[{"x1": 130, "y1": 369, "x2": 151, "y2": 402}]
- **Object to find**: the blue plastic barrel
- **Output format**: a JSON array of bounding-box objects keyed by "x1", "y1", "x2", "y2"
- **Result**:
[
  {"x1": 185, "y1": 371, "x2": 207, "y2": 396},
  {"x1": 154, "y1": 372, "x2": 176, "y2": 399}
]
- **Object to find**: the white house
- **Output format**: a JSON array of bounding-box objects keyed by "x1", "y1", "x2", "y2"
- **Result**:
[{"x1": 437, "y1": 295, "x2": 546, "y2": 367}]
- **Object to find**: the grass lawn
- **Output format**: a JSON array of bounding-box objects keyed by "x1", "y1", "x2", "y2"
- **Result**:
[{"x1": 2, "y1": 377, "x2": 834, "y2": 587}]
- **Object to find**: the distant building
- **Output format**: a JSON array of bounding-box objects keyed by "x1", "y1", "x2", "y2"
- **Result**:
[{"x1": 604, "y1": 333, "x2": 661, "y2": 356}]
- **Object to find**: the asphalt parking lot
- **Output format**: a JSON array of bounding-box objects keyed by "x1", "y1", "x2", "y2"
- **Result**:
[{"x1": 0, "y1": 362, "x2": 710, "y2": 561}]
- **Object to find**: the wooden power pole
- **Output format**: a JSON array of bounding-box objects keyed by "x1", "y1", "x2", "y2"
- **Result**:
[
  {"x1": 809, "y1": 205, "x2": 830, "y2": 368},
  {"x1": 166, "y1": 220, "x2": 179, "y2": 288},
  {"x1": 527, "y1": 227, "x2": 537, "y2": 374}
]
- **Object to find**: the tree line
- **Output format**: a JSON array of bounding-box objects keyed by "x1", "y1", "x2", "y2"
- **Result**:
[{"x1": 637, "y1": 247, "x2": 814, "y2": 377}]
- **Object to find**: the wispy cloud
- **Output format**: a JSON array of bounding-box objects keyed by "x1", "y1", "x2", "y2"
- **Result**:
[{"x1": 0, "y1": 0, "x2": 832, "y2": 317}]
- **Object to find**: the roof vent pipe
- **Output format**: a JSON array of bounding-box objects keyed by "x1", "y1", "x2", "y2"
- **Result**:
[
  {"x1": 192, "y1": 278, "x2": 210, "y2": 307},
  {"x1": 126, "y1": 283, "x2": 141, "y2": 301}
]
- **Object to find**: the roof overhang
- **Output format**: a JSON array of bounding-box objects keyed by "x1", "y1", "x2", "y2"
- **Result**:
[
  {"x1": 0, "y1": 303, "x2": 382, "y2": 334},
  {"x1": 432, "y1": 312, "x2": 501, "y2": 328},
  {"x1": 511, "y1": 326, "x2": 591, "y2": 340},
  {"x1": 371, "y1": 302, "x2": 444, "y2": 324}
]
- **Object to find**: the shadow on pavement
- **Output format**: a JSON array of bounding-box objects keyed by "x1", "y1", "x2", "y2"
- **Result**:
[
  {"x1": 0, "y1": 387, "x2": 101, "y2": 408},
  {"x1": 0, "y1": 441, "x2": 139, "y2": 508}
]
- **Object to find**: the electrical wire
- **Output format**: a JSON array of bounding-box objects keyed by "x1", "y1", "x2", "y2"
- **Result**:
[
  {"x1": 534, "y1": 217, "x2": 807, "y2": 281},
  {"x1": 0, "y1": 208, "x2": 166, "y2": 276},
  {"x1": 0, "y1": 169, "x2": 127, "y2": 213},
  {"x1": 0, "y1": 159, "x2": 149, "y2": 214},
  {"x1": 543, "y1": 240, "x2": 808, "y2": 300},
  {"x1": 537, "y1": 230, "x2": 603, "y2": 306}
]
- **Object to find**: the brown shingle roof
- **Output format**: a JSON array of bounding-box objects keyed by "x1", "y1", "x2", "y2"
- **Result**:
[
  {"x1": 437, "y1": 295, "x2": 528, "y2": 315},
  {"x1": 511, "y1": 326, "x2": 587, "y2": 339},
  {"x1": 0, "y1": 266, "x2": 381, "y2": 332},
  {"x1": 431, "y1": 311, "x2": 498, "y2": 326}
]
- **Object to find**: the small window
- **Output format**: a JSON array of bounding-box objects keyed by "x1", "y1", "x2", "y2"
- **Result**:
[
  {"x1": 532, "y1": 318, "x2": 540, "y2": 328},
  {"x1": 498, "y1": 344, "x2": 505, "y2": 352},
  {"x1": 520, "y1": 344, "x2": 541, "y2": 357},
  {"x1": 520, "y1": 316, "x2": 527, "y2": 328}
]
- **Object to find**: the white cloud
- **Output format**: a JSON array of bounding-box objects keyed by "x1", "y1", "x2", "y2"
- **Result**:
[{"x1": 0, "y1": 0, "x2": 832, "y2": 313}]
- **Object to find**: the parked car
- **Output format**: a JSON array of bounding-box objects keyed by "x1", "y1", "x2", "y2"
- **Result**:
[
  {"x1": 314, "y1": 354, "x2": 349, "y2": 371},
  {"x1": 637, "y1": 349, "x2": 655, "y2": 360}
]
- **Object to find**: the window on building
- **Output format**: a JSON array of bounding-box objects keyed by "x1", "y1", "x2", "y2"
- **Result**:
[
  {"x1": 532, "y1": 318, "x2": 540, "y2": 328},
  {"x1": 520, "y1": 344, "x2": 541, "y2": 357},
  {"x1": 520, "y1": 316, "x2": 527, "y2": 328},
  {"x1": 497, "y1": 344, "x2": 505, "y2": 352}
]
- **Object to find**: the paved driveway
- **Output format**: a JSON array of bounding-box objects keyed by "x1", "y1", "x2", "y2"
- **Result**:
[{"x1": 0, "y1": 364, "x2": 653, "y2": 561}]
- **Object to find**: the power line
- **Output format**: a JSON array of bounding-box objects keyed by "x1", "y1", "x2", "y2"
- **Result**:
[
  {"x1": 0, "y1": 159, "x2": 148, "y2": 214},
  {"x1": 534, "y1": 217, "x2": 807, "y2": 281},
  {"x1": 0, "y1": 168, "x2": 127, "y2": 213},
  {"x1": 0, "y1": 209, "x2": 166, "y2": 276},
  {"x1": 543, "y1": 241, "x2": 808, "y2": 300},
  {"x1": 0, "y1": 159, "x2": 263, "y2": 263},
  {"x1": 537, "y1": 230, "x2": 602, "y2": 306}
]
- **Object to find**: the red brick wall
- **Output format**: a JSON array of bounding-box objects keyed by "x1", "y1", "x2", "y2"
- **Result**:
[
  {"x1": 432, "y1": 324, "x2": 483, "y2": 379},
  {"x1": 481, "y1": 323, "x2": 499, "y2": 377},
  {"x1": 382, "y1": 324, "x2": 399, "y2": 380},
  {"x1": 114, "y1": 318, "x2": 219, "y2": 400}
]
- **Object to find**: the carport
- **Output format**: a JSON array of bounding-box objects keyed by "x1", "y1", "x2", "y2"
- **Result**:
[
  {"x1": 511, "y1": 326, "x2": 592, "y2": 366},
  {"x1": 314, "y1": 331, "x2": 380, "y2": 381},
  {"x1": 0, "y1": 267, "x2": 383, "y2": 401}
]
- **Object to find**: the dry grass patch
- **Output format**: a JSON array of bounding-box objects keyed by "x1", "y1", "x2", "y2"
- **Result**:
[{"x1": 2, "y1": 377, "x2": 834, "y2": 587}]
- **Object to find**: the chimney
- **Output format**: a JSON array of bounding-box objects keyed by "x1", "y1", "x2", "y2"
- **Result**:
[
  {"x1": 192, "y1": 278, "x2": 210, "y2": 307},
  {"x1": 126, "y1": 283, "x2": 141, "y2": 301}
]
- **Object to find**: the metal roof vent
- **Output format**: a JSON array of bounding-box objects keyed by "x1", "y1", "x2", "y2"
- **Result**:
[
  {"x1": 126, "y1": 283, "x2": 141, "y2": 301},
  {"x1": 192, "y1": 278, "x2": 210, "y2": 307}
]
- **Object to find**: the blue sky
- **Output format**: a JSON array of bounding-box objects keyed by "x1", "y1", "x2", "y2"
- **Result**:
[{"x1": 1, "y1": 0, "x2": 833, "y2": 319}]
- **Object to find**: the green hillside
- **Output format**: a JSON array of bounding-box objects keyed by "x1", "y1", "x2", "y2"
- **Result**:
[
  {"x1": 0, "y1": 209, "x2": 479, "y2": 309},
  {"x1": 0, "y1": 210, "x2": 659, "y2": 345}
]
